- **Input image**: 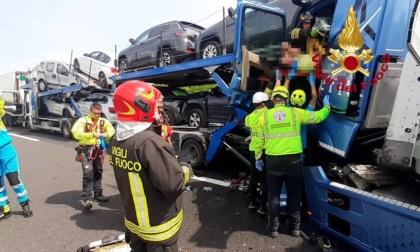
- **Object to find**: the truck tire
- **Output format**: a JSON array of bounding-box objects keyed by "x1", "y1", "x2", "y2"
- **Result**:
[
  {"x1": 4, "y1": 114, "x2": 13, "y2": 127},
  {"x1": 181, "y1": 139, "x2": 204, "y2": 169},
  {"x1": 61, "y1": 120, "x2": 73, "y2": 139},
  {"x1": 201, "y1": 41, "x2": 221, "y2": 59},
  {"x1": 187, "y1": 109, "x2": 207, "y2": 128},
  {"x1": 25, "y1": 118, "x2": 34, "y2": 131}
]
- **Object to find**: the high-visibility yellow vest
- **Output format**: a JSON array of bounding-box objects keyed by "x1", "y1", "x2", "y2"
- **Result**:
[
  {"x1": 71, "y1": 115, "x2": 115, "y2": 145},
  {"x1": 245, "y1": 107, "x2": 267, "y2": 152},
  {"x1": 263, "y1": 105, "x2": 303, "y2": 155},
  {"x1": 0, "y1": 97, "x2": 6, "y2": 131},
  {"x1": 258, "y1": 104, "x2": 330, "y2": 157}
]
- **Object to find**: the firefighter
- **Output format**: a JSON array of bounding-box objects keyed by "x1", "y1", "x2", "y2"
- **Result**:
[
  {"x1": 71, "y1": 102, "x2": 115, "y2": 210},
  {"x1": 0, "y1": 96, "x2": 33, "y2": 220},
  {"x1": 290, "y1": 11, "x2": 325, "y2": 45},
  {"x1": 253, "y1": 86, "x2": 331, "y2": 238},
  {"x1": 245, "y1": 92, "x2": 269, "y2": 215},
  {"x1": 108, "y1": 80, "x2": 193, "y2": 252}
]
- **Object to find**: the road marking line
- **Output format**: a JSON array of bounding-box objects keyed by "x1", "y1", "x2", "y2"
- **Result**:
[
  {"x1": 191, "y1": 175, "x2": 231, "y2": 187},
  {"x1": 9, "y1": 133, "x2": 40, "y2": 142}
]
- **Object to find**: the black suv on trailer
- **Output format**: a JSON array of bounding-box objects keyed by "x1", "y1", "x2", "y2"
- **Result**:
[{"x1": 118, "y1": 21, "x2": 204, "y2": 71}]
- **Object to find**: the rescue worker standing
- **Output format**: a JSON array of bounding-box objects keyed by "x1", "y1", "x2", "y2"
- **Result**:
[
  {"x1": 245, "y1": 92, "x2": 269, "y2": 215},
  {"x1": 254, "y1": 86, "x2": 331, "y2": 238},
  {"x1": 0, "y1": 95, "x2": 32, "y2": 220},
  {"x1": 71, "y1": 102, "x2": 115, "y2": 210},
  {"x1": 108, "y1": 80, "x2": 193, "y2": 252}
]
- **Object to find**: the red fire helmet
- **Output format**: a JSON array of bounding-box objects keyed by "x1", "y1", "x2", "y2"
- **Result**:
[{"x1": 113, "y1": 80, "x2": 162, "y2": 123}]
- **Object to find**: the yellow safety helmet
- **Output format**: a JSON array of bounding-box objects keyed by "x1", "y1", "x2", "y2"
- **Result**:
[
  {"x1": 272, "y1": 86, "x2": 289, "y2": 99},
  {"x1": 290, "y1": 89, "x2": 306, "y2": 107}
]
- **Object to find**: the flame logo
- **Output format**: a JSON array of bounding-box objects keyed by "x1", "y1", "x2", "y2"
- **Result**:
[
  {"x1": 120, "y1": 100, "x2": 136, "y2": 115},
  {"x1": 327, "y1": 6, "x2": 374, "y2": 76},
  {"x1": 137, "y1": 89, "x2": 155, "y2": 100}
]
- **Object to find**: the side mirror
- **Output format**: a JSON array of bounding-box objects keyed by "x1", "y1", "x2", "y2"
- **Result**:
[
  {"x1": 83, "y1": 53, "x2": 88, "y2": 56},
  {"x1": 129, "y1": 38, "x2": 135, "y2": 44},
  {"x1": 228, "y1": 7, "x2": 236, "y2": 20}
]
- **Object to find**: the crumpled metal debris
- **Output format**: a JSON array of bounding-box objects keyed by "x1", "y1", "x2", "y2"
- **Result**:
[{"x1": 202, "y1": 186, "x2": 213, "y2": 192}]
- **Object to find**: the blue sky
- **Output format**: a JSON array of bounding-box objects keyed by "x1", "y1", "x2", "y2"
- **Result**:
[{"x1": 0, "y1": 0, "x2": 238, "y2": 74}]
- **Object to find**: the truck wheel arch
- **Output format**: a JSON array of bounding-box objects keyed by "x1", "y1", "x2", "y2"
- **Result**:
[{"x1": 63, "y1": 109, "x2": 73, "y2": 118}]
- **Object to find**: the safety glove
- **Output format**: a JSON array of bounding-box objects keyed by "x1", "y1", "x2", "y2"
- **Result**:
[
  {"x1": 255, "y1": 159, "x2": 264, "y2": 171},
  {"x1": 323, "y1": 95, "x2": 331, "y2": 107},
  {"x1": 180, "y1": 162, "x2": 193, "y2": 186}
]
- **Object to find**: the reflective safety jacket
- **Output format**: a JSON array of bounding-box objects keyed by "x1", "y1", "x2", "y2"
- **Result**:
[
  {"x1": 107, "y1": 127, "x2": 189, "y2": 244},
  {"x1": 0, "y1": 97, "x2": 7, "y2": 131},
  {"x1": 254, "y1": 104, "x2": 330, "y2": 159},
  {"x1": 245, "y1": 106, "x2": 267, "y2": 152},
  {"x1": 0, "y1": 97, "x2": 12, "y2": 147},
  {"x1": 71, "y1": 115, "x2": 115, "y2": 145},
  {"x1": 290, "y1": 27, "x2": 320, "y2": 40}
]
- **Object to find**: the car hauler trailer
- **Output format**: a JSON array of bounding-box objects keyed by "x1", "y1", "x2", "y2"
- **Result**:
[
  {"x1": 3, "y1": 81, "x2": 83, "y2": 138},
  {"x1": 109, "y1": 0, "x2": 420, "y2": 251}
]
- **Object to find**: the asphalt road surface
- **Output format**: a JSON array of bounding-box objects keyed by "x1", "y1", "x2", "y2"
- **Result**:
[{"x1": 1, "y1": 127, "x2": 350, "y2": 252}]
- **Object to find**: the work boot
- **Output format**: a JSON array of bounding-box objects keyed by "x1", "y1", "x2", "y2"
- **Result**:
[
  {"x1": 21, "y1": 200, "x2": 33, "y2": 218},
  {"x1": 84, "y1": 200, "x2": 93, "y2": 210},
  {"x1": 291, "y1": 229, "x2": 301, "y2": 237},
  {"x1": 266, "y1": 223, "x2": 279, "y2": 238},
  {"x1": 94, "y1": 193, "x2": 109, "y2": 202},
  {"x1": 268, "y1": 215, "x2": 280, "y2": 238},
  {"x1": 257, "y1": 204, "x2": 268, "y2": 215},
  {"x1": 0, "y1": 204, "x2": 11, "y2": 220}
]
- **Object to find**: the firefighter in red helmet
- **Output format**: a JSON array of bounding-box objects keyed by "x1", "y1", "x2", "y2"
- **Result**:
[{"x1": 108, "y1": 80, "x2": 192, "y2": 252}]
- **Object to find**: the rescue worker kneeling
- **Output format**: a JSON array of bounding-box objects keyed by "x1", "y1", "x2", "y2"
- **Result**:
[
  {"x1": 253, "y1": 86, "x2": 331, "y2": 238},
  {"x1": 108, "y1": 80, "x2": 193, "y2": 252}
]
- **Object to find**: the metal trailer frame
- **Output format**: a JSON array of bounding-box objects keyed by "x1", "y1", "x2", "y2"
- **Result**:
[
  {"x1": 17, "y1": 81, "x2": 84, "y2": 138},
  {"x1": 113, "y1": 55, "x2": 248, "y2": 166}
]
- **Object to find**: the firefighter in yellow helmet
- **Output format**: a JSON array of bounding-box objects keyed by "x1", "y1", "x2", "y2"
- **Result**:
[
  {"x1": 108, "y1": 80, "x2": 193, "y2": 252},
  {"x1": 253, "y1": 85, "x2": 331, "y2": 238}
]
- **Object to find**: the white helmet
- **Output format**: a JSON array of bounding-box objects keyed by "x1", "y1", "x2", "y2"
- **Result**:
[{"x1": 252, "y1": 92, "x2": 269, "y2": 104}]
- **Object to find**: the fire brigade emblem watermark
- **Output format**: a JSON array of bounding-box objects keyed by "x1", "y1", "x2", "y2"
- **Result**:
[
  {"x1": 327, "y1": 6, "x2": 374, "y2": 76},
  {"x1": 273, "y1": 111, "x2": 287, "y2": 122}
]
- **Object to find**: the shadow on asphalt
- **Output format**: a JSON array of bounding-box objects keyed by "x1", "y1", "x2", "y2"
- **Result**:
[
  {"x1": 186, "y1": 180, "x2": 271, "y2": 250},
  {"x1": 45, "y1": 190, "x2": 125, "y2": 232}
]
